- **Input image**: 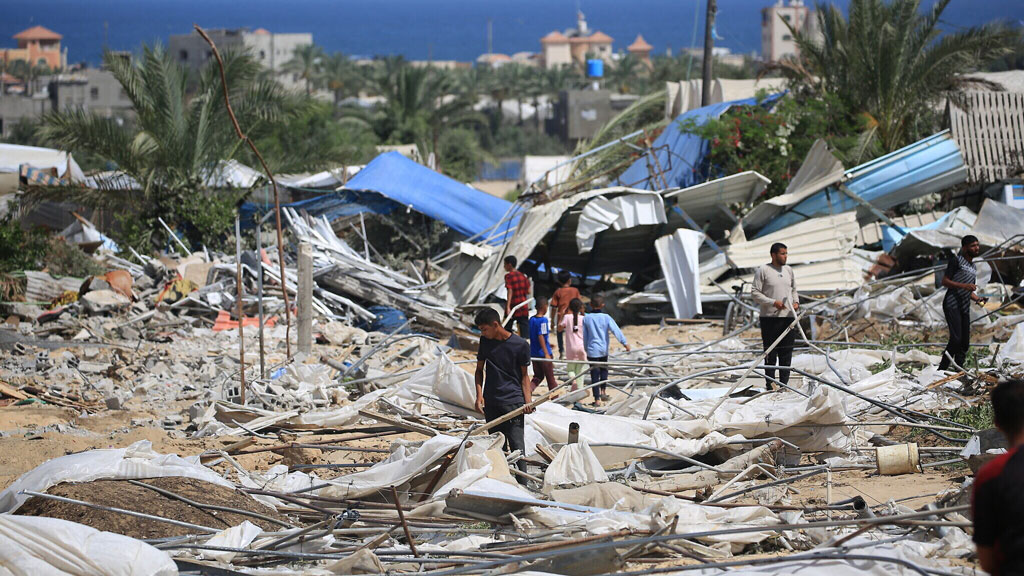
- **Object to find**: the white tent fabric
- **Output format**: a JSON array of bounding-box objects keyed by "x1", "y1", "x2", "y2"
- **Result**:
[
  {"x1": 543, "y1": 440, "x2": 609, "y2": 489},
  {"x1": 997, "y1": 323, "x2": 1024, "y2": 365},
  {"x1": 318, "y1": 434, "x2": 462, "y2": 500},
  {"x1": 0, "y1": 440, "x2": 233, "y2": 514},
  {"x1": 527, "y1": 402, "x2": 737, "y2": 466},
  {"x1": 523, "y1": 155, "x2": 571, "y2": 187},
  {"x1": 576, "y1": 193, "x2": 667, "y2": 253},
  {"x1": 0, "y1": 143, "x2": 86, "y2": 182},
  {"x1": 656, "y1": 229, "x2": 706, "y2": 318},
  {"x1": 0, "y1": 514, "x2": 178, "y2": 576}
]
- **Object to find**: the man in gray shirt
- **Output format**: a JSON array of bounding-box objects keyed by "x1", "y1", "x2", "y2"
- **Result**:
[{"x1": 751, "y1": 242, "x2": 798, "y2": 390}]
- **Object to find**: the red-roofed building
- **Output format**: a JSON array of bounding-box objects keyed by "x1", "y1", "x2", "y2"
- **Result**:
[
  {"x1": 2, "y1": 25, "x2": 67, "y2": 70},
  {"x1": 540, "y1": 12, "x2": 613, "y2": 69},
  {"x1": 627, "y1": 34, "x2": 654, "y2": 68}
]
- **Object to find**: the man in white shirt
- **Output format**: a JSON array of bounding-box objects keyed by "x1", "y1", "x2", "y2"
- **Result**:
[{"x1": 751, "y1": 243, "x2": 798, "y2": 390}]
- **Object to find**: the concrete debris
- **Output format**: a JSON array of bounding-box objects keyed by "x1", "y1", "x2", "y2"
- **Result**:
[{"x1": 4, "y1": 133, "x2": 1024, "y2": 576}]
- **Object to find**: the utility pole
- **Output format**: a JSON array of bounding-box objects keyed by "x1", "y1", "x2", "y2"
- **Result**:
[
  {"x1": 487, "y1": 19, "x2": 493, "y2": 55},
  {"x1": 701, "y1": 0, "x2": 717, "y2": 107}
]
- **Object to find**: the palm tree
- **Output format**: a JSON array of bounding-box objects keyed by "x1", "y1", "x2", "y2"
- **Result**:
[
  {"x1": 283, "y1": 43, "x2": 325, "y2": 96},
  {"x1": 374, "y1": 65, "x2": 484, "y2": 147},
  {"x1": 783, "y1": 0, "x2": 1018, "y2": 151},
  {"x1": 606, "y1": 54, "x2": 642, "y2": 94},
  {"x1": 38, "y1": 45, "x2": 287, "y2": 247},
  {"x1": 321, "y1": 52, "x2": 360, "y2": 110},
  {"x1": 9, "y1": 60, "x2": 51, "y2": 96}
]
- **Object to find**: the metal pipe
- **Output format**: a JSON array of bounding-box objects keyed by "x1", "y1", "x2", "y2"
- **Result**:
[
  {"x1": 126, "y1": 479, "x2": 293, "y2": 528},
  {"x1": 422, "y1": 505, "x2": 970, "y2": 576}
]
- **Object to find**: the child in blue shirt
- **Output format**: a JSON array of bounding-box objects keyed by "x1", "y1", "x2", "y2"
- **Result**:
[
  {"x1": 582, "y1": 294, "x2": 629, "y2": 405},
  {"x1": 529, "y1": 296, "x2": 557, "y2": 391}
]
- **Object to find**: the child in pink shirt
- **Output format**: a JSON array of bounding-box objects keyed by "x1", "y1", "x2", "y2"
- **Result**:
[{"x1": 559, "y1": 298, "x2": 587, "y2": 390}]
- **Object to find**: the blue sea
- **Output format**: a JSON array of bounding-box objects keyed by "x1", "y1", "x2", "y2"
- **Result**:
[{"x1": 2, "y1": 0, "x2": 1022, "y2": 65}]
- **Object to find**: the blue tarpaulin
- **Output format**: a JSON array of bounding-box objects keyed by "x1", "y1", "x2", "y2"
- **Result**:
[
  {"x1": 615, "y1": 94, "x2": 783, "y2": 191},
  {"x1": 344, "y1": 152, "x2": 520, "y2": 241},
  {"x1": 754, "y1": 130, "x2": 967, "y2": 237},
  {"x1": 240, "y1": 152, "x2": 521, "y2": 243}
]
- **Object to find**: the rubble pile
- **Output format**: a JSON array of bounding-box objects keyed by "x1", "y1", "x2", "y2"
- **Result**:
[{"x1": 3, "y1": 99, "x2": 1024, "y2": 576}]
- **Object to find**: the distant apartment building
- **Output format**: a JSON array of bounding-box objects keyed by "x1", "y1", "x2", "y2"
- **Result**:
[
  {"x1": 761, "y1": 0, "x2": 819, "y2": 63},
  {"x1": 169, "y1": 28, "x2": 313, "y2": 90},
  {"x1": 0, "y1": 26, "x2": 68, "y2": 70},
  {"x1": 552, "y1": 90, "x2": 639, "y2": 144},
  {"x1": 541, "y1": 12, "x2": 613, "y2": 70},
  {"x1": 48, "y1": 67, "x2": 134, "y2": 119}
]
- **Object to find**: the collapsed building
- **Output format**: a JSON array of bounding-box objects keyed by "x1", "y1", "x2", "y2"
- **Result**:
[{"x1": 1, "y1": 83, "x2": 1024, "y2": 575}]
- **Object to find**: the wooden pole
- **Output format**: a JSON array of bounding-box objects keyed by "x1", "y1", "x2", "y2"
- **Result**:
[
  {"x1": 701, "y1": 0, "x2": 717, "y2": 106},
  {"x1": 256, "y1": 217, "x2": 266, "y2": 378},
  {"x1": 390, "y1": 485, "x2": 420, "y2": 558},
  {"x1": 194, "y1": 24, "x2": 291, "y2": 359},
  {"x1": 235, "y1": 216, "x2": 246, "y2": 406},
  {"x1": 297, "y1": 242, "x2": 313, "y2": 354}
]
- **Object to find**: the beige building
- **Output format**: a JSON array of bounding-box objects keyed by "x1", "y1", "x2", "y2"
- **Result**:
[
  {"x1": 761, "y1": 0, "x2": 818, "y2": 63},
  {"x1": 540, "y1": 12, "x2": 613, "y2": 70},
  {"x1": 170, "y1": 28, "x2": 312, "y2": 90}
]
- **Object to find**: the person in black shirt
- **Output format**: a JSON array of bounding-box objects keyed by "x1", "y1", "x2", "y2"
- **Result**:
[
  {"x1": 939, "y1": 235, "x2": 983, "y2": 371},
  {"x1": 474, "y1": 307, "x2": 533, "y2": 476},
  {"x1": 973, "y1": 378, "x2": 1024, "y2": 575}
]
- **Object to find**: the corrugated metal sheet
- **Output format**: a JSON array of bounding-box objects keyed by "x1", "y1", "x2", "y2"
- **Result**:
[
  {"x1": 857, "y1": 211, "x2": 945, "y2": 246},
  {"x1": 24, "y1": 271, "x2": 82, "y2": 303},
  {"x1": 725, "y1": 213, "x2": 860, "y2": 269},
  {"x1": 948, "y1": 91, "x2": 1024, "y2": 184},
  {"x1": 664, "y1": 171, "x2": 769, "y2": 232},
  {"x1": 755, "y1": 131, "x2": 967, "y2": 237},
  {"x1": 742, "y1": 139, "x2": 845, "y2": 235},
  {"x1": 707, "y1": 257, "x2": 865, "y2": 296}
]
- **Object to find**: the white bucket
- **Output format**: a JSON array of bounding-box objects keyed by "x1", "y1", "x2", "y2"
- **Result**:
[{"x1": 876, "y1": 443, "x2": 921, "y2": 475}]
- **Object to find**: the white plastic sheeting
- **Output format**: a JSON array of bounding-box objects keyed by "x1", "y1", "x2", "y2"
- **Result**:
[
  {"x1": 0, "y1": 440, "x2": 233, "y2": 514},
  {"x1": 395, "y1": 352, "x2": 478, "y2": 414},
  {"x1": 527, "y1": 402, "x2": 738, "y2": 466},
  {"x1": 543, "y1": 440, "x2": 609, "y2": 489},
  {"x1": 198, "y1": 521, "x2": 263, "y2": 563},
  {"x1": 432, "y1": 435, "x2": 518, "y2": 497},
  {"x1": 656, "y1": 229, "x2": 706, "y2": 319},
  {"x1": 529, "y1": 497, "x2": 781, "y2": 554},
  {"x1": 997, "y1": 322, "x2": 1024, "y2": 365},
  {"x1": 0, "y1": 514, "x2": 178, "y2": 576},
  {"x1": 612, "y1": 366, "x2": 957, "y2": 453},
  {"x1": 0, "y1": 143, "x2": 87, "y2": 182},
  {"x1": 576, "y1": 193, "x2": 667, "y2": 253},
  {"x1": 319, "y1": 434, "x2": 462, "y2": 500}
]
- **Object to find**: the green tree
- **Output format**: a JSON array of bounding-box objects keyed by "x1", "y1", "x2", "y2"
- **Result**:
[
  {"x1": 685, "y1": 92, "x2": 863, "y2": 201},
  {"x1": 38, "y1": 45, "x2": 288, "y2": 251},
  {"x1": 321, "y1": 52, "x2": 361, "y2": 109},
  {"x1": 606, "y1": 54, "x2": 643, "y2": 94},
  {"x1": 283, "y1": 43, "x2": 325, "y2": 96},
  {"x1": 9, "y1": 60, "x2": 51, "y2": 96},
  {"x1": 360, "y1": 64, "x2": 485, "y2": 154},
  {"x1": 782, "y1": 0, "x2": 1019, "y2": 151},
  {"x1": 254, "y1": 100, "x2": 379, "y2": 173}
]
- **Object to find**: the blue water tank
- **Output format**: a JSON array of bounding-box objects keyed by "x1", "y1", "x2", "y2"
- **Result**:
[{"x1": 586, "y1": 59, "x2": 604, "y2": 78}]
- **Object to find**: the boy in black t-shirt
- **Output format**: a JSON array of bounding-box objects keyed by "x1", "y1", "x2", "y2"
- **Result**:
[
  {"x1": 973, "y1": 379, "x2": 1024, "y2": 574},
  {"x1": 474, "y1": 307, "x2": 533, "y2": 476}
]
